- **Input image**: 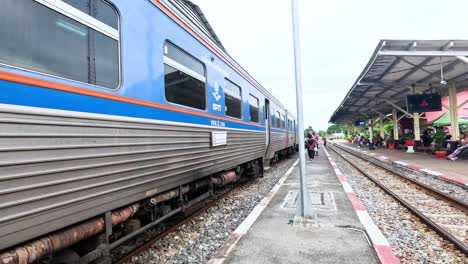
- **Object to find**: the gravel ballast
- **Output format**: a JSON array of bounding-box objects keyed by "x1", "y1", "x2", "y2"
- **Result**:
[
  {"x1": 334, "y1": 143, "x2": 468, "y2": 203},
  {"x1": 127, "y1": 155, "x2": 298, "y2": 264},
  {"x1": 329, "y1": 147, "x2": 466, "y2": 264}
]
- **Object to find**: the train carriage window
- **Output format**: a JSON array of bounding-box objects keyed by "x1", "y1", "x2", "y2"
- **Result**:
[
  {"x1": 94, "y1": 0, "x2": 119, "y2": 29},
  {"x1": 0, "y1": 0, "x2": 119, "y2": 89},
  {"x1": 62, "y1": 0, "x2": 118, "y2": 29},
  {"x1": 249, "y1": 94, "x2": 259, "y2": 123},
  {"x1": 270, "y1": 110, "x2": 275, "y2": 127},
  {"x1": 164, "y1": 42, "x2": 206, "y2": 110},
  {"x1": 281, "y1": 114, "x2": 286, "y2": 129},
  {"x1": 224, "y1": 79, "x2": 242, "y2": 118},
  {"x1": 276, "y1": 111, "x2": 281, "y2": 128}
]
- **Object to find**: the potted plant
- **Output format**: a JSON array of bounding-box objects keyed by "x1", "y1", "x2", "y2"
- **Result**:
[
  {"x1": 384, "y1": 136, "x2": 395, "y2": 149},
  {"x1": 404, "y1": 133, "x2": 415, "y2": 153},
  {"x1": 405, "y1": 137, "x2": 414, "y2": 147},
  {"x1": 388, "y1": 139, "x2": 395, "y2": 149},
  {"x1": 433, "y1": 129, "x2": 447, "y2": 158}
]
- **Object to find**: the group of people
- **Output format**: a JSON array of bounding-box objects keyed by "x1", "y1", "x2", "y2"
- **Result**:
[
  {"x1": 305, "y1": 132, "x2": 327, "y2": 160},
  {"x1": 352, "y1": 128, "x2": 467, "y2": 160},
  {"x1": 352, "y1": 134, "x2": 384, "y2": 148},
  {"x1": 447, "y1": 132, "x2": 468, "y2": 160},
  {"x1": 421, "y1": 128, "x2": 468, "y2": 160}
]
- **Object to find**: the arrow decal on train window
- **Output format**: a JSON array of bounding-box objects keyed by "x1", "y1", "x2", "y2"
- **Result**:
[{"x1": 213, "y1": 81, "x2": 221, "y2": 101}]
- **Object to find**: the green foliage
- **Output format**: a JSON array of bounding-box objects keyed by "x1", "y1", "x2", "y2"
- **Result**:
[
  {"x1": 461, "y1": 125, "x2": 468, "y2": 135},
  {"x1": 318, "y1": 130, "x2": 328, "y2": 137},
  {"x1": 304, "y1": 126, "x2": 315, "y2": 137},
  {"x1": 327, "y1": 124, "x2": 344, "y2": 134},
  {"x1": 433, "y1": 129, "x2": 446, "y2": 151},
  {"x1": 384, "y1": 123, "x2": 393, "y2": 135}
]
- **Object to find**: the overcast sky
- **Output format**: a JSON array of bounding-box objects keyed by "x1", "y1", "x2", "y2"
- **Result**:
[{"x1": 192, "y1": 0, "x2": 468, "y2": 131}]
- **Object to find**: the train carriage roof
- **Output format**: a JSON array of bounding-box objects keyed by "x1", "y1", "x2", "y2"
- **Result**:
[
  {"x1": 163, "y1": 0, "x2": 290, "y2": 112},
  {"x1": 170, "y1": 0, "x2": 226, "y2": 52}
]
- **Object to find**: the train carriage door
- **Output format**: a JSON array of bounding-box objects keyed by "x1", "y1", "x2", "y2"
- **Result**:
[{"x1": 265, "y1": 99, "x2": 271, "y2": 150}]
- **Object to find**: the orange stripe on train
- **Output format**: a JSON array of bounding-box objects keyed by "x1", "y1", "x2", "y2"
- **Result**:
[{"x1": 0, "y1": 71, "x2": 265, "y2": 128}]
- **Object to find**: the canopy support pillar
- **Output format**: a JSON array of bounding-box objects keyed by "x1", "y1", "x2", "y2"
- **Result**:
[
  {"x1": 368, "y1": 119, "x2": 375, "y2": 150},
  {"x1": 379, "y1": 118, "x2": 385, "y2": 139},
  {"x1": 392, "y1": 108, "x2": 399, "y2": 140},
  {"x1": 449, "y1": 84, "x2": 460, "y2": 140},
  {"x1": 413, "y1": 113, "x2": 421, "y2": 141}
]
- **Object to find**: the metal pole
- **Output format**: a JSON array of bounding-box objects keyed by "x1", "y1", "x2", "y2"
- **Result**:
[{"x1": 291, "y1": 0, "x2": 311, "y2": 217}]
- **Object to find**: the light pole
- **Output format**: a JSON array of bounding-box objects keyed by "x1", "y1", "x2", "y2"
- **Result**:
[{"x1": 291, "y1": 0, "x2": 312, "y2": 217}]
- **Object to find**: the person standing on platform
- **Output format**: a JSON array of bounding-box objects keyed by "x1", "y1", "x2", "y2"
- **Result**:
[
  {"x1": 306, "y1": 133, "x2": 317, "y2": 160},
  {"x1": 356, "y1": 134, "x2": 361, "y2": 147},
  {"x1": 313, "y1": 132, "x2": 319, "y2": 156},
  {"x1": 322, "y1": 136, "x2": 327, "y2": 147},
  {"x1": 421, "y1": 130, "x2": 432, "y2": 147}
]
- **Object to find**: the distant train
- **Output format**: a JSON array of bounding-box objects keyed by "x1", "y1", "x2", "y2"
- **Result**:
[{"x1": 0, "y1": 0, "x2": 297, "y2": 262}]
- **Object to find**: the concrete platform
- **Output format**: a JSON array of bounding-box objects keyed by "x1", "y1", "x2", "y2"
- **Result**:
[
  {"x1": 209, "y1": 150, "x2": 396, "y2": 264},
  {"x1": 336, "y1": 141, "x2": 468, "y2": 186}
]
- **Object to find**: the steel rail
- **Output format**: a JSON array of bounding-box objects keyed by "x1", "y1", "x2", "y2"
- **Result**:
[
  {"x1": 328, "y1": 145, "x2": 468, "y2": 256},
  {"x1": 332, "y1": 143, "x2": 468, "y2": 212},
  {"x1": 114, "y1": 155, "x2": 297, "y2": 263},
  {"x1": 114, "y1": 182, "x2": 245, "y2": 264}
]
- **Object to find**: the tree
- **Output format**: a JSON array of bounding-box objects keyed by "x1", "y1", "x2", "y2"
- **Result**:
[
  {"x1": 327, "y1": 124, "x2": 345, "y2": 134},
  {"x1": 304, "y1": 126, "x2": 315, "y2": 137},
  {"x1": 318, "y1": 130, "x2": 328, "y2": 137}
]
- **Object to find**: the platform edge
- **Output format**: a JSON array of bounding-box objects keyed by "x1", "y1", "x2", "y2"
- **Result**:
[
  {"x1": 323, "y1": 147, "x2": 401, "y2": 264},
  {"x1": 206, "y1": 159, "x2": 299, "y2": 264}
]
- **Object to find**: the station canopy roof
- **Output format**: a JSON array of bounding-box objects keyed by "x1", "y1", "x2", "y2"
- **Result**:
[{"x1": 329, "y1": 39, "x2": 468, "y2": 124}]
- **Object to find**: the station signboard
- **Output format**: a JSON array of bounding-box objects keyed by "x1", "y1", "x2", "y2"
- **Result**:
[
  {"x1": 406, "y1": 93, "x2": 442, "y2": 113},
  {"x1": 355, "y1": 120, "x2": 366, "y2": 126}
]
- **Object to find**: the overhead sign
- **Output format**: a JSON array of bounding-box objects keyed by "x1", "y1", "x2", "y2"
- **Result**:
[
  {"x1": 406, "y1": 93, "x2": 442, "y2": 113},
  {"x1": 355, "y1": 120, "x2": 366, "y2": 126}
]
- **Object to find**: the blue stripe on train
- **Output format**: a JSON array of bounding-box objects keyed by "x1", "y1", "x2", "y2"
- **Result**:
[{"x1": 0, "y1": 81, "x2": 268, "y2": 132}]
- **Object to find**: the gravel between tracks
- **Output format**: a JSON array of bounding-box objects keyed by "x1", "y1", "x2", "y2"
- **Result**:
[
  {"x1": 329, "y1": 147, "x2": 467, "y2": 264},
  {"x1": 335, "y1": 144, "x2": 468, "y2": 204},
  {"x1": 128, "y1": 155, "x2": 297, "y2": 264}
]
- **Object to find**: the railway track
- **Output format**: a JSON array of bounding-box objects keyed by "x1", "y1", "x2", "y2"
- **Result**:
[
  {"x1": 113, "y1": 182, "x2": 244, "y2": 264},
  {"x1": 328, "y1": 144, "x2": 468, "y2": 256},
  {"x1": 113, "y1": 155, "x2": 297, "y2": 263}
]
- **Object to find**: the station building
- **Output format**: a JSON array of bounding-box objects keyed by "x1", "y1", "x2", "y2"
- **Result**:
[{"x1": 330, "y1": 40, "x2": 468, "y2": 151}]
